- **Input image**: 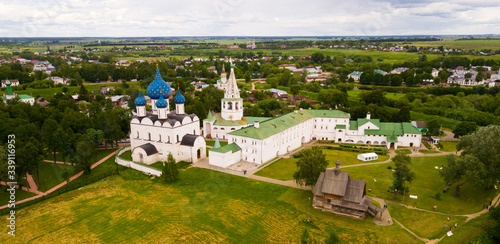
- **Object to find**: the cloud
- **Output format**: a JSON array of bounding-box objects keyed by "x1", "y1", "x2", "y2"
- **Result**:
[{"x1": 0, "y1": 0, "x2": 498, "y2": 37}]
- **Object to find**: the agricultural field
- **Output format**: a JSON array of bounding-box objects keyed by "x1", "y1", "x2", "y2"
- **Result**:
[
  {"x1": 408, "y1": 39, "x2": 500, "y2": 50},
  {"x1": 0, "y1": 168, "x2": 419, "y2": 243}
]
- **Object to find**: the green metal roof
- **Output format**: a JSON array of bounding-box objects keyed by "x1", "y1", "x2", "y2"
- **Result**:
[
  {"x1": 402, "y1": 122, "x2": 421, "y2": 134},
  {"x1": 6, "y1": 84, "x2": 13, "y2": 96},
  {"x1": 335, "y1": 124, "x2": 346, "y2": 129},
  {"x1": 374, "y1": 69, "x2": 388, "y2": 75},
  {"x1": 18, "y1": 94, "x2": 34, "y2": 99},
  {"x1": 206, "y1": 110, "x2": 215, "y2": 121},
  {"x1": 228, "y1": 109, "x2": 350, "y2": 140},
  {"x1": 349, "y1": 71, "x2": 363, "y2": 76},
  {"x1": 349, "y1": 121, "x2": 358, "y2": 130},
  {"x1": 210, "y1": 142, "x2": 241, "y2": 153},
  {"x1": 213, "y1": 137, "x2": 221, "y2": 148},
  {"x1": 357, "y1": 118, "x2": 380, "y2": 128}
]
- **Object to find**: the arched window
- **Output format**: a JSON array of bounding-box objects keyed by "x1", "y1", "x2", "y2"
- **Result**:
[
  {"x1": 235, "y1": 102, "x2": 238, "y2": 110},
  {"x1": 168, "y1": 136, "x2": 170, "y2": 143},
  {"x1": 228, "y1": 102, "x2": 233, "y2": 110},
  {"x1": 148, "y1": 133, "x2": 151, "y2": 141},
  {"x1": 159, "y1": 135, "x2": 161, "y2": 142},
  {"x1": 193, "y1": 130, "x2": 196, "y2": 135},
  {"x1": 136, "y1": 131, "x2": 139, "y2": 138},
  {"x1": 177, "y1": 135, "x2": 179, "y2": 142}
]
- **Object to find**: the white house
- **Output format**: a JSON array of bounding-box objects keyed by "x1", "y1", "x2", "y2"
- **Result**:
[{"x1": 348, "y1": 71, "x2": 363, "y2": 81}]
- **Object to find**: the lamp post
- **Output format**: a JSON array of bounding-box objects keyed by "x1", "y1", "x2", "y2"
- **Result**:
[
  {"x1": 308, "y1": 197, "x2": 311, "y2": 221},
  {"x1": 403, "y1": 180, "x2": 407, "y2": 204}
]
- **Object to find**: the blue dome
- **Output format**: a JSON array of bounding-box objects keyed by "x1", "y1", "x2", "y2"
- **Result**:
[
  {"x1": 173, "y1": 90, "x2": 185, "y2": 104},
  {"x1": 155, "y1": 94, "x2": 168, "y2": 108},
  {"x1": 147, "y1": 66, "x2": 172, "y2": 99},
  {"x1": 135, "y1": 91, "x2": 147, "y2": 106}
]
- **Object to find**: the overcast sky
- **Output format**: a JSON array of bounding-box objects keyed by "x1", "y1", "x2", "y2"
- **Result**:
[{"x1": 0, "y1": 0, "x2": 499, "y2": 37}]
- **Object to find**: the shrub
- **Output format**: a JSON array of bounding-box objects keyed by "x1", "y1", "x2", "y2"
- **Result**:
[
  {"x1": 434, "y1": 192, "x2": 441, "y2": 200},
  {"x1": 387, "y1": 166, "x2": 392, "y2": 169}
]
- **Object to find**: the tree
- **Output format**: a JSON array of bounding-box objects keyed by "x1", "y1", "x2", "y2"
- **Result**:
[
  {"x1": 61, "y1": 168, "x2": 71, "y2": 190},
  {"x1": 397, "y1": 106, "x2": 411, "y2": 122},
  {"x1": 16, "y1": 139, "x2": 44, "y2": 188},
  {"x1": 441, "y1": 125, "x2": 500, "y2": 196},
  {"x1": 78, "y1": 84, "x2": 89, "y2": 101},
  {"x1": 74, "y1": 135, "x2": 94, "y2": 176},
  {"x1": 161, "y1": 153, "x2": 179, "y2": 182},
  {"x1": 390, "y1": 154, "x2": 415, "y2": 198},
  {"x1": 293, "y1": 147, "x2": 328, "y2": 187},
  {"x1": 452, "y1": 121, "x2": 478, "y2": 138},
  {"x1": 244, "y1": 71, "x2": 251, "y2": 83},
  {"x1": 290, "y1": 84, "x2": 301, "y2": 95},
  {"x1": 0, "y1": 146, "x2": 8, "y2": 183},
  {"x1": 424, "y1": 119, "x2": 441, "y2": 137},
  {"x1": 249, "y1": 105, "x2": 262, "y2": 117},
  {"x1": 42, "y1": 119, "x2": 59, "y2": 165},
  {"x1": 359, "y1": 90, "x2": 385, "y2": 106},
  {"x1": 86, "y1": 128, "x2": 105, "y2": 162}
]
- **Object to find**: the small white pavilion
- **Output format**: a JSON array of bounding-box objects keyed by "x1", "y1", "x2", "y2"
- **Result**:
[{"x1": 357, "y1": 152, "x2": 378, "y2": 162}]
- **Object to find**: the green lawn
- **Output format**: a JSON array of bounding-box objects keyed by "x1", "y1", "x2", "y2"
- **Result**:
[
  {"x1": 322, "y1": 149, "x2": 390, "y2": 166},
  {"x1": 418, "y1": 149, "x2": 440, "y2": 154},
  {"x1": 118, "y1": 150, "x2": 133, "y2": 161},
  {"x1": 439, "y1": 213, "x2": 496, "y2": 244},
  {"x1": 255, "y1": 149, "x2": 390, "y2": 181},
  {"x1": 254, "y1": 158, "x2": 299, "y2": 181},
  {"x1": 0, "y1": 186, "x2": 37, "y2": 206},
  {"x1": 388, "y1": 203, "x2": 467, "y2": 240},
  {"x1": 0, "y1": 168, "x2": 419, "y2": 243},
  {"x1": 439, "y1": 141, "x2": 458, "y2": 152},
  {"x1": 396, "y1": 149, "x2": 412, "y2": 155},
  {"x1": 344, "y1": 155, "x2": 498, "y2": 215},
  {"x1": 45, "y1": 148, "x2": 116, "y2": 163},
  {"x1": 37, "y1": 161, "x2": 76, "y2": 192}
]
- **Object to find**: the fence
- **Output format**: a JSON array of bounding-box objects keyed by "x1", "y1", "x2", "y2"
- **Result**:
[{"x1": 116, "y1": 147, "x2": 162, "y2": 177}]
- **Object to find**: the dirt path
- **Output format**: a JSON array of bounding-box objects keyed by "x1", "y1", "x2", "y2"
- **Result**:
[
  {"x1": 0, "y1": 148, "x2": 119, "y2": 210},
  {"x1": 43, "y1": 159, "x2": 72, "y2": 165}
]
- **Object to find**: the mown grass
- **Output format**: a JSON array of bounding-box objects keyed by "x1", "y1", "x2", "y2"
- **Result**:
[
  {"x1": 439, "y1": 213, "x2": 496, "y2": 244},
  {"x1": 439, "y1": 141, "x2": 458, "y2": 152},
  {"x1": 254, "y1": 149, "x2": 390, "y2": 181},
  {"x1": 0, "y1": 186, "x2": 37, "y2": 206},
  {"x1": 388, "y1": 203, "x2": 467, "y2": 240},
  {"x1": 44, "y1": 148, "x2": 116, "y2": 163},
  {"x1": 396, "y1": 149, "x2": 412, "y2": 155},
  {"x1": 343, "y1": 155, "x2": 498, "y2": 215},
  {"x1": 37, "y1": 162, "x2": 75, "y2": 192},
  {"x1": 0, "y1": 167, "x2": 419, "y2": 243}
]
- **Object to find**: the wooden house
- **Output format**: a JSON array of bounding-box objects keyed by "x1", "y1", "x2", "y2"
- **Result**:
[{"x1": 312, "y1": 159, "x2": 382, "y2": 219}]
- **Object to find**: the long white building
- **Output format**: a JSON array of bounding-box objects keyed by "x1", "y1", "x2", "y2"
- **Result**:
[{"x1": 209, "y1": 110, "x2": 421, "y2": 168}]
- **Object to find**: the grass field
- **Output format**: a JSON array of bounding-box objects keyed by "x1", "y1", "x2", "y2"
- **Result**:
[
  {"x1": 44, "y1": 148, "x2": 116, "y2": 163},
  {"x1": 254, "y1": 149, "x2": 390, "y2": 181},
  {"x1": 439, "y1": 141, "x2": 458, "y2": 152},
  {"x1": 439, "y1": 213, "x2": 496, "y2": 244},
  {"x1": 396, "y1": 149, "x2": 412, "y2": 155},
  {"x1": 388, "y1": 203, "x2": 467, "y2": 240},
  {"x1": 37, "y1": 162, "x2": 75, "y2": 192},
  {"x1": 409, "y1": 39, "x2": 500, "y2": 50},
  {"x1": 343, "y1": 155, "x2": 498, "y2": 215},
  {"x1": 0, "y1": 167, "x2": 419, "y2": 243},
  {"x1": 0, "y1": 186, "x2": 37, "y2": 207}
]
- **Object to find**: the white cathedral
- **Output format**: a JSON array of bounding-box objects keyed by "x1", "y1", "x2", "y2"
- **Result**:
[{"x1": 130, "y1": 65, "x2": 206, "y2": 165}]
